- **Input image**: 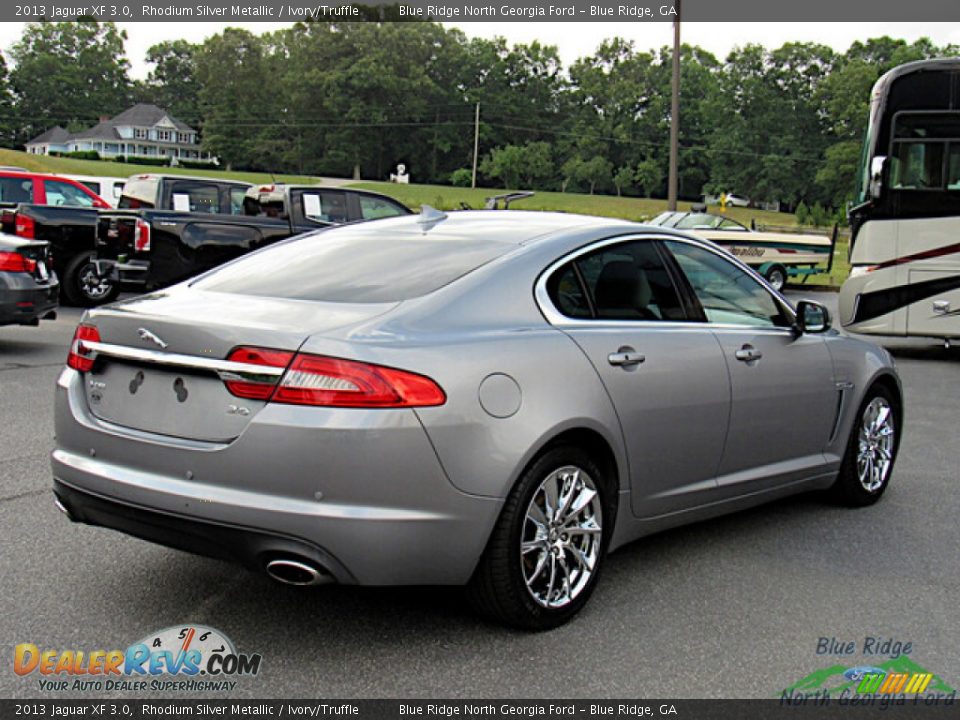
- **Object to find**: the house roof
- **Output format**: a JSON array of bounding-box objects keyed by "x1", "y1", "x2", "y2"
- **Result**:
[
  {"x1": 26, "y1": 103, "x2": 198, "y2": 147},
  {"x1": 72, "y1": 122, "x2": 122, "y2": 141},
  {"x1": 110, "y1": 103, "x2": 195, "y2": 133},
  {"x1": 26, "y1": 126, "x2": 71, "y2": 145}
]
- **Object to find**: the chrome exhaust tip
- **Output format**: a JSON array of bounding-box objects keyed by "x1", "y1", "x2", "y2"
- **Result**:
[
  {"x1": 265, "y1": 559, "x2": 331, "y2": 587},
  {"x1": 54, "y1": 496, "x2": 73, "y2": 521}
]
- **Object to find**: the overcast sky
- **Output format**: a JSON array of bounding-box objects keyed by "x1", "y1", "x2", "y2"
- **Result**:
[{"x1": 0, "y1": 22, "x2": 958, "y2": 77}]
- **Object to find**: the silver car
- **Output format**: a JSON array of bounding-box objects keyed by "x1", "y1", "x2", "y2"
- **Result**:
[{"x1": 52, "y1": 210, "x2": 902, "y2": 630}]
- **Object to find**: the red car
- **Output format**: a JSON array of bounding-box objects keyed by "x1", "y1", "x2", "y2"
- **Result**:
[{"x1": 0, "y1": 170, "x2": 110, "y2": 208}]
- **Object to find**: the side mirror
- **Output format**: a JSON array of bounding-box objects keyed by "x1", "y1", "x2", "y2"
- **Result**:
[
  {"x1": 796, "y1": 300, "x2": 831, "y2": 334},
  {"x1": 869, "y1": 156, "x2": 887, "y2": 200}
]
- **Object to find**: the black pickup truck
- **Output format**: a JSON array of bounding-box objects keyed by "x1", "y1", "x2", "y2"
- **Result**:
[
  {"x1": 95, "y1": 183, "x2": 412, "y2": 294},
  {"x1": 2, "y1": 174, "x2": 254, "y2": 306}
]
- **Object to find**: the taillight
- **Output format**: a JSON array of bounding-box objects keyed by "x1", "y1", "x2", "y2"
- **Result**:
[
  {"x1": 223, "y1": 347, "x2": 446, "y2": 408},
  {"x1": 67, "y1": 324, "x2": 101, "y2": 372},
  {"x1": 133, "y1": 219, "x2": 151, "y2": 252},
  {"x1": 15, "y1": 214, "x2": 35, "y2": 239},
  {"x1": 0, "y1": 251, "x2": 36, "y2": 273},
  {"x1": 275, "y1": 354, "x2": 445, "y2": 407},
  {"x1": 224, "y1": 347, "x2": 294, "y2": 399}
]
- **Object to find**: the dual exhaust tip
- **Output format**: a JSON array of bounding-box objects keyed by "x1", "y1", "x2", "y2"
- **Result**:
[{"x1": 265, "y1": 558, "x2": 333, "y2": 587}]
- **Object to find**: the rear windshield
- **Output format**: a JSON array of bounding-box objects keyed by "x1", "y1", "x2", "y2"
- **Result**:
[{"x1": 192, "y1": 230, "x2": 511, "y2": 303}]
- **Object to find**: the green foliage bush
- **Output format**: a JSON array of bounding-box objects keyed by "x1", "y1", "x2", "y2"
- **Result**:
[
  {"x1": 123, "y1": 156, "x2": 171, "y2": 167},
  {"x1": 450, "y1": 168, "x2": 472, "y2": 187},
  {"x1": 178, "y1": 159, "x2": 219, "y2": 170},
  {"x1": 51, "y1": 150, "x2": 100, "y2": 160}
]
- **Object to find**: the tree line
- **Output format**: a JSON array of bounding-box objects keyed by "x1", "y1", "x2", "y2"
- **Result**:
[{"x1": 1, "y1": 20, "x2": 957, "y2": 211}]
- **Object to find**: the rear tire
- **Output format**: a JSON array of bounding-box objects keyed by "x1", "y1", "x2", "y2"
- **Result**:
[
  {"x1": 830, "y1": 384, "x2": 901, "y2": 507},
  {"x1": 467, "y1": 445, "x2": 614, "y2": 630},
  {"x1": 62, "y1": 251, "x2": 118, "y2": 307}
]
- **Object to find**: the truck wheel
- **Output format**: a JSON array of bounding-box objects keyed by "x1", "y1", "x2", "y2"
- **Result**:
[
  {"x1": 764, "y1": 265, "x2": 787, "y2": 292},
  {"x1": 62, "y1": 252, "x2": 118, "y2": 307}
]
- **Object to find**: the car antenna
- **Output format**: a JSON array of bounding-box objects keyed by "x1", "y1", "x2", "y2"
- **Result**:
[{"x1": 417, "y1": 205, "x2": 448, "y2": 232}]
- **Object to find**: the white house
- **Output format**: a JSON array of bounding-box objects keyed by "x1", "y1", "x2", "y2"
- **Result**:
[{"x1": 25, "y1": 104, "x2": 216, "y2": 164}]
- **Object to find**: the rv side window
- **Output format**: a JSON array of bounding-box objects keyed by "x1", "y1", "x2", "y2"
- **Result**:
[
  {"x1": 890, "y1": 112, "x2": 960, "y2": 191},
  {"x1": 891, "y1": 143, "x2": 944, "y2": 189}
]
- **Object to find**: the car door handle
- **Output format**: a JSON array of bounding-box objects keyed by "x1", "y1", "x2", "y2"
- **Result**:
[
  {"x1": 735, "y1": 345, "x2": 763, "y2": 362},
  {"x1": 608, "y1": 349, "x2": 646, "y2": 367}
]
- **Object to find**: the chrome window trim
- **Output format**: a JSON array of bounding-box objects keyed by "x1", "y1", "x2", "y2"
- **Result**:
[{"x1": 534, "y1": 231, "x2": 797, "y2": 331}]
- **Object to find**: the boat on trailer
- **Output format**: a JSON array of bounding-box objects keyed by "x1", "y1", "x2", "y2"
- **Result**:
[{"x1": 650, "y1": 211, "x2": 836, "y2": 290}]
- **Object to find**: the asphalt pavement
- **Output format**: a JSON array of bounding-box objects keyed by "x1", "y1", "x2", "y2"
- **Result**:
[{"x1": 1, "y1": 292, "x2": 957, "y2": 699}]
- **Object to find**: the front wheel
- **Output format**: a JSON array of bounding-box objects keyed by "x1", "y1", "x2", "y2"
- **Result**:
[
  {"x1": 467, "y1": 446, "x2": 612, "y2": 630},
  {"x1": 62, "y1": 251, "x2": 118, "y2": 307},
  {"x1": 830, "y1": 385, "x2": 901, "y2": 506}
]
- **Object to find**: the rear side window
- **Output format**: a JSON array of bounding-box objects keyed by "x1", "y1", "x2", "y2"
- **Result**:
[
  {"x1": 547, "y1": 240, "x2": 686, "y2": 321},
  {"x1": 0, "y1": 176, "x2": 34, "y2": 204},
  {"x1": 45, "y1": 179, "x2": 96, "y2": 207},
  {"x1": 359, "y1": 195, "x2": 407, "y2": 220},
  {"x1": 169, "y1": 181, "x2": 220, "y2": 213},
  {"x1": 301, "y1": 191, "x2": 348, "y2": 223},
  {"x1": 192, "y1": 230, "x2": 511, "y2": 303}
]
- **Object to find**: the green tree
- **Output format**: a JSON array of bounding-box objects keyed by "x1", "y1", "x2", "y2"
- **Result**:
[
  {"x1": 613, "y1": 165, "x2": 634, "y2": 196},
  {"x1": 0, "y1": 53, "x2": 17, "y2": 148},
  {"x1": 634, "y1": 157, "x2": 663, "y2": 198},
  {"x1": 195, "y1": 28, "x2": 272, "y2": 170},
  {"x1": 144, "y1": 40, "x2": 200, "y2": 126},
  {"x1": 10, "y1": 21, "x2": 131, "y2": 144},
  {"x1": 481, "y1": 142, "x2": 553, "y2": 189}
]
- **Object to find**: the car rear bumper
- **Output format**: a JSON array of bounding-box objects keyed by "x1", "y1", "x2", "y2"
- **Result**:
[
  {"x1": 0, "y1": 272, "x2": 58, "y2": 326},
  {"x1": 52, "y1": 367, "x2": 503, "y2": 585}
]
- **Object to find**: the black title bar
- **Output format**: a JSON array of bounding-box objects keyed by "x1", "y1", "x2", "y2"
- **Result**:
[{"x1": 7, "y1": 0, "x2": 960, "y2": 23}]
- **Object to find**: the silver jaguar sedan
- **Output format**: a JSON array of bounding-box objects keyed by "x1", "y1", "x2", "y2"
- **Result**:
[{"x1": 52, "y1": 210, "x2": 902, "y2": 630}]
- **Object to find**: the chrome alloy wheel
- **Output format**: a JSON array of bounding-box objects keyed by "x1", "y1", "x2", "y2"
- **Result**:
[
  {"x1": 857, "y1": 397, "x2": 895, "y2": 492},
  {"x1": 520, "y1": 465, "x2": 603, "y2": 609}
]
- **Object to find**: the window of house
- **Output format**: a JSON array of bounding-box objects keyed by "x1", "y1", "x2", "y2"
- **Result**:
[
  {"x1": 134, "y1": 128, "x2": 148, "y2": 140},
  {"x1": 157, "y1": 130, "x2": 172, "y2": 142}
]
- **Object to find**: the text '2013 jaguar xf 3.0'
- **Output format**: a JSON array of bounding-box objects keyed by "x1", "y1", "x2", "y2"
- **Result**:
[{"x1": 52, "y1": 210, "x2": 902, "y2": 630}]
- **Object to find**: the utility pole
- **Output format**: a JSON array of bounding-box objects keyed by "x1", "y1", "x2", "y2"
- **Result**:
[
  {"x1": 471, "y1": 102, "x2": 480, "y2": 189},
  {"x1": 667, "y1": 0, "x2": 681, "y2": 211}
]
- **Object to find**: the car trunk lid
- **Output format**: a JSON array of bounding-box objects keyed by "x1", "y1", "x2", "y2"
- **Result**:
[{"x1": 80, "y1": 289, "x2": 399, "y2": 442}]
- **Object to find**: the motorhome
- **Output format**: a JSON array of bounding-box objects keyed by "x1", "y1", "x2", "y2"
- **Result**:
[{"x1": 839, "y1": 58, "x2": 960, "y2": 342}]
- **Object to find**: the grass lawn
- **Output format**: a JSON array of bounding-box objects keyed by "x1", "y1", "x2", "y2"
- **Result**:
[
  {"x1": 353, "y1": 181, "x2": 848, "y2": 286},
  {"x1": 0, "y1": 148, "x2": 326, "y2": 186},
  {"x1": 0, "y1": 148, "x2": 848, "y2": 286}
]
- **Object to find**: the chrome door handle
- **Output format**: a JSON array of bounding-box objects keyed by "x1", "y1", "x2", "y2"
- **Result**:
[
  {"x1": 933, "y1": 300, "x2": 951, "y2": 315},
  {"x1": 735, "y1": 345, "x2": 763, "y2": 362},
  {"x1": 608, "y1": 349, "x2": 645, "y2": 368}
]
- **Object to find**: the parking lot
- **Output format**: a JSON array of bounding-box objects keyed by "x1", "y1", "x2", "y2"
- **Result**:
[{"x1": 2, "y1": 291, "x2": 958, "y2": 699}]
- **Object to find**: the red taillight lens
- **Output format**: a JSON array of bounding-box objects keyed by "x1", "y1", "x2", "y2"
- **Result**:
[
  {"x1": 222, "y1": 347, "x2": 446, "y2": 408},
  {"x1": 0, "y1": 251, "x2": 36, "y2": 273},
  {"x1": 67, "y1": 324, "x2": 101, "y2": 372},
  {"x1": 273, "y1": 354, "x2": 446, "y2": 408},
  {"x1": 224, "y1": 346, "x2": 294, "y2": 399},
  {"x1": 14, "y1": 214, "x2": 35, "y2": 239},
  {"x1": 134, "y1": 219, "x2": 151, "y2": 252}
]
